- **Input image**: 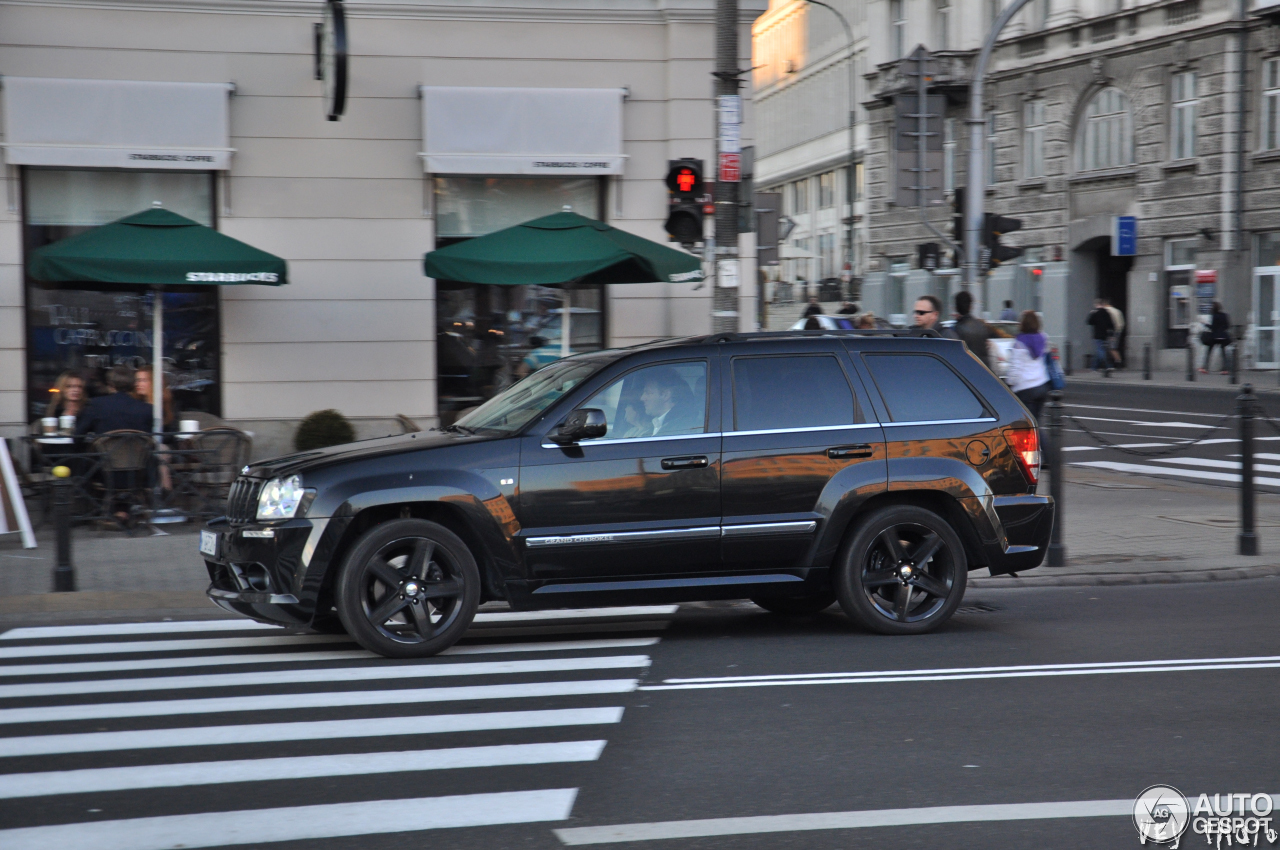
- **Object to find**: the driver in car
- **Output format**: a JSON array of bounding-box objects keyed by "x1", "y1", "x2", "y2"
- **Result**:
[{"x1": 639, "y1": 368, "x2": 702, "y2": 436}]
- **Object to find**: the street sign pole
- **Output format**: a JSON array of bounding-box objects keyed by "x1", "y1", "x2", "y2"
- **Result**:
[
  {"x1": 712, "y1": 0, "x2": 741, "y2": 334},
  {"x1": 964, "y1": 0, "x2": 1035, "y2": 303}
]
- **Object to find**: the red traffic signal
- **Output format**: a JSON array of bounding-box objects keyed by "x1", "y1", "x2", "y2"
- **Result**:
[{"x1": 665, "y1": 159, "x2": 704, "y2": 197}]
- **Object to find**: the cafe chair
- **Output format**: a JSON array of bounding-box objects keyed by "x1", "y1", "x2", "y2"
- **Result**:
[
  {"x1": 89, "y1": 430, "x2": 155, "y2": 529},
  {"x1": 190, "y1": 428, "x2": 252, "y2": 515},
  {"x1": 396, "y1": 414, "x2": 422, "y2": 434}
]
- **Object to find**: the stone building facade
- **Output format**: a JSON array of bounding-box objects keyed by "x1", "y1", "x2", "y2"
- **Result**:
[{"x1": 760, "y1": 0, "x2": 1280, "y2": 369}]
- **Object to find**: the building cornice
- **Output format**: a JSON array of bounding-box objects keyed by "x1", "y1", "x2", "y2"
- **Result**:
[{"x1": 0, "y1": 0, "x2": 766, "y2": 23}]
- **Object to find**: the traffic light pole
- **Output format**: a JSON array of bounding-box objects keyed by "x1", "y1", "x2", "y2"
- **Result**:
[
  {"x1": 963, "y1": 0, "x2": 1035, "y2": 298},
  {"x1": 713, "y1": 0, "x2": 740, "y2": 334}
]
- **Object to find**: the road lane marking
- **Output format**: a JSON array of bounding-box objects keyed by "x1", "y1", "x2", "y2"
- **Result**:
[
  {"x1": 0, "y1": 634, "x2": 352, "y2": 660},
  {"x1": 641, "y1": 656, "x2": 1280, "y2": 690},
  {"x1": 1063, "y1": 403, "x2": 1225, "y2": 418},
  {"x1": 555, "y1": 795, "x2": 1278, "y2": 845},
  {"x1": 0, "y1": 620, "x2": 281, "y2": 640},
  {"x1": 1069, "y1": 460, "x2": 1280, "y2": 486},
  {"x1": 0, "y1": 740, "x2": 607, "y2": 799},
  {"x1": 0, "y1": 707, "x2": 625, "y2": 758},
  {"x1": 0, "y1": 655, "x2": 651, "y2": 699},
  {"x1": 472, "y1": 606, "x2": 678, "y2": 623},
  {"x1": 0, "y1": 788, "x2": 579, "y2": 850},
  {"x1": 0, "y1": 638, "x2": 661, "y2": 678},
  {"x1": 0, "y1": 678, "x2": 639, "y2": 724},
  {"x1": 1068, "y1": 415, "x2": 1221, "y2": 428},
  {"x1": 1148, "y1": 457, "x2": 1280, "y2": 473}
]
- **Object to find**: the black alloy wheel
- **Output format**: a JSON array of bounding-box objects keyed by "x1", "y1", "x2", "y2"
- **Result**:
[
  {"x1": 834, "y1": 505, "x2": 967, "y2": 635},
  {"x1": 750, "y1": 593, "x2": 837, "y2": 616},
  {"x1": 334, "y1": 518, "x2": 480, "y2": 658}
]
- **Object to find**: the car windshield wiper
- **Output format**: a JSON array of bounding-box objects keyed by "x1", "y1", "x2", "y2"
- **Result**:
[{"x1": 437, "y1": 423, "x2": 475, "y2": 435}]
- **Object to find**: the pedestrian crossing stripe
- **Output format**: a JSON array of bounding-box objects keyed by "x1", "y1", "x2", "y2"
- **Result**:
[
  {"x1": 0, "y1": 707, "x2": 625, "y2": 757},
  {"x1": 0, "y1": 789, "x2": 580, "y2": 850},
  {"x1": 0, "y1": 740, "x2": 608, "y2": 799}
]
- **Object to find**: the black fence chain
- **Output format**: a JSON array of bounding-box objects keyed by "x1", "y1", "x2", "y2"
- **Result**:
[{"x1": 1064, "y1": 413, "x2": 1235, "y2": 458}]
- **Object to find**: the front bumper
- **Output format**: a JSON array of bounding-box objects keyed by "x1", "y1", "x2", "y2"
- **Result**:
[
  {"x1": 201, "y1": 516, "x2": 319, "y2": 626},
  {"x1": 985, "y1": 495, "x2": 1055, "y2": 576}
]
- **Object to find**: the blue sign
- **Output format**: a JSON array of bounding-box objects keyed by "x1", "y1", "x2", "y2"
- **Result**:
[{"x1": 1112, "y1": 216, "x2": 1138, "y2": 256}]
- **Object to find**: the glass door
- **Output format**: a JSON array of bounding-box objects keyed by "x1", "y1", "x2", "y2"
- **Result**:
[{"x1": 1254, "y1": 269, "x2": 1280, "y2": 368}]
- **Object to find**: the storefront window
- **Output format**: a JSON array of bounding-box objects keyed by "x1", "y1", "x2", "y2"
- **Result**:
[
  {"x1": 434, "y1": 177, "x2": 601, "y2": 238},
  {"x1": 432, "y1": 176, "x2": 607, "y2": 419},
  {"x1": 23, "y1": 167, "x2": 221, "y2": 422}
]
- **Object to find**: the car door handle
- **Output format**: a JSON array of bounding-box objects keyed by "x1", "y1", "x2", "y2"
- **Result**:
[
  {"x1": 661, "y1": 455, "x2": 709, "y2": 470},
  {"x1": 827, "y1": 444, "x2": 874, "y2": 459}
]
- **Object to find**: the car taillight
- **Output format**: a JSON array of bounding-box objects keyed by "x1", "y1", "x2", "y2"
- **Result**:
[{"x1": 1005, "y1": 427, "x2": 1040, "y2": 484}]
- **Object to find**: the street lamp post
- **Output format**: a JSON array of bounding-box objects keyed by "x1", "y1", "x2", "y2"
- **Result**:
[{"x1": 803, "y1": 0, "x2": 856, "y2": 298}]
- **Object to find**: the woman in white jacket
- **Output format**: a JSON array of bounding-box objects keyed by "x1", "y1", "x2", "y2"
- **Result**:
[{"x1": 1004, "y1": 310, "x2": 1051, "y2": 420}]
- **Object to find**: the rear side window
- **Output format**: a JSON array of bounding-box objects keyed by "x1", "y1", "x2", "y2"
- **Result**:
[
  {"x1": 733, "y1": 355, "x2": 857, "y2": 431},
  {"x1": 864, "y1": 354, "x2": 987, "y2": 422}
]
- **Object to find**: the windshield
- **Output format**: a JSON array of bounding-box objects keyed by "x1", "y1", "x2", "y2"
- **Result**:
[{"x1": 454, "y1": 357, "x2": 606, "y2": 435}]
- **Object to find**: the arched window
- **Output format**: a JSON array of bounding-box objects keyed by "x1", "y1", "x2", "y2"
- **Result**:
[{"x1": 1078, "y1": 87, "x2": 1133, "y2": 171}]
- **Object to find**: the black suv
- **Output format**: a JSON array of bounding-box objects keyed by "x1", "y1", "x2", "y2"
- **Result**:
[{"x1": 201, "y1": 330, "x2": 1053, "y2": 657}]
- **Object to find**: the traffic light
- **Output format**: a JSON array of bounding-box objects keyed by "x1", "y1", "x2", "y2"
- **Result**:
[
  {"x1": 664, "y1": 158, "x2": 705, "y2": 248},
  {"x1": 917, "y1": 242, "x2": 940, "y2": 271},
  {"x1": 983, "y1": 212, "x2": 1024, "y2": 269}
]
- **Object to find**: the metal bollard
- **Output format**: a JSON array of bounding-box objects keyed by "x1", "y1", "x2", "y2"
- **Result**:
[
  {"x1": 1230, "y1": 344, "x2": 1238, "y2": 385},
  {"x1": 1239, "y1": 385, "x2": 1259, "y2": 556},
  {"x1": 1064, "y1": 340, "x2": 1073, "y2": 376},
  {"x1": 1047, "y1": 390, "x2": 1066, "y2": 567},
  {"x1": 1143, "y1": 343, "x2": 1152, "y2": 380},
  {"x1": 1186, "y1": 342, "x2": 1195, "y2": 381},
  {"x1": 52, "y1": 465, "x2": 75, "y2": 592}
]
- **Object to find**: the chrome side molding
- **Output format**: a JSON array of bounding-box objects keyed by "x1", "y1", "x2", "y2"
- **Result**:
[{"x1": 525, "y1": 520, "x2": 818, "y2": 548}]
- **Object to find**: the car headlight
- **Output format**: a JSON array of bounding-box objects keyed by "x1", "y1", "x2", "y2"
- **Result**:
[{"x1": 257, "y1": 475, "x2": 308, "y2": 520}]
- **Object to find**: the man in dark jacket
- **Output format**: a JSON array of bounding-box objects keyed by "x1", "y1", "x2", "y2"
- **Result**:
[
  {"x1": 948, "y1": 291, "x2": 996, "y2": 371},
  {"x1": 1202, "y1": 301, "x2": 1232, "y2": 374},
  {"x1": 77, "y1": 365, "x2": 153, "y2": 435},
  {"x1": 1087, "y1": 299, "x2": 1115, "y2": 375}
]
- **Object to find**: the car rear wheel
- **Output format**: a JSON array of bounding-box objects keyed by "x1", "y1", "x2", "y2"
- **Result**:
[
  {"x1": 334, "y1": 518, "x2": 480, "y2": 658},
  {"x1": 750, "y1": 593, "x2": 837, "y2": 616},
  {"x1": 834, "y1": 505, "x2": 966, "y2": 635}
]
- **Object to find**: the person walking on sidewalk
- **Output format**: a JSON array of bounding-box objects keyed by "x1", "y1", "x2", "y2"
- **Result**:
[
  {"x1": 1088, "y1": 299, "x2": 1115, "y2": 375},
  {"x1": 1004, "y1": 310, "x2": 1051, "y2": 420},
  {"x1": 948, "y1": 291, "x2": 997, "y2": 371},
  {"x1": 1103, "y1": 298, "x2": 1125, "y2": 368},
  {"x1": 1200, "y1": 301, "x2": 1232, "y2": 374},
  {"x1": 912, "y1": 295, "x2": 942, "y2": 332}
]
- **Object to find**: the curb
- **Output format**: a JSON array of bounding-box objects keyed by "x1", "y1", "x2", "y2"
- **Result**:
[{"x1": 972, "y1": 563, "x2": 1280, "y2": 588}]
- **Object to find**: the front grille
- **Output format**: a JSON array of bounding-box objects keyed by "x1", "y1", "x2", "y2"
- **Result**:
[{"x1": 226, "y1": 477, "x2": 264, "y2": 524}]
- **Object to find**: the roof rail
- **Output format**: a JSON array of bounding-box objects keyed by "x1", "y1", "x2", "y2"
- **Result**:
[{"x1": 705, "y1": 328, "x2": 942, "y2": 343}]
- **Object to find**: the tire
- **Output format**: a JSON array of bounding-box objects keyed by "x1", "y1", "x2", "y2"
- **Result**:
[
  {"x1": 750, "y1": 593, "x2": 837, "y2": 616},
  {"x1": 334, "y1": 518, "x2": 480, "y2": 658},
  {"x1": 834, "y1": 505, "x2": 967, "y2": 636}
]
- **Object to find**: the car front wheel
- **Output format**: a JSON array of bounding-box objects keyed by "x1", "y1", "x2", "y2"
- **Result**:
[
  {"x1": 334, "y1": 518, "x2": 480, "y2": 658},
  {"x1": 834, "y1": 505, "x2": 967, "y2": 635}
]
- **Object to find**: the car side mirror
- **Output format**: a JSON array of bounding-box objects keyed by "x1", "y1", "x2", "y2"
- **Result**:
[{"x1": 552, "y1": 408, "x2": 607, "y2": 444}]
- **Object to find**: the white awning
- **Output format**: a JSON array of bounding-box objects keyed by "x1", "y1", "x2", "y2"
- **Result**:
[
  {"x1": 420, "y1": 86, "x2": 626, "y2": 176},
  {"x1": 2, "y1": 77, "x2": 233, "y2": 170}
]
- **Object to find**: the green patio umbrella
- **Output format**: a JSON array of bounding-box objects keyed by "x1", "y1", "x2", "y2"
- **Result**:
[
  {"x1": 29, "y1": 206, "x2": 288, "y2": 436},
  {"x1": 423, "y1": 210, "x2": 705, "y2": 358}
]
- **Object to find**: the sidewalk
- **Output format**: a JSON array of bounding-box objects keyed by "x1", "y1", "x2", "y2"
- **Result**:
[
  {"x1": 1065, "y1": 365, "x2": 1280, "y2": 394},
  {"x1": 1, "y1": 467, "x2": 1276, "y2": 623}
]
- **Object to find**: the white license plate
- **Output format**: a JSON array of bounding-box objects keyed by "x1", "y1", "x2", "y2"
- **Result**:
[{"x1": 199, "y1": 530, "x2": 219, "y2": 557}]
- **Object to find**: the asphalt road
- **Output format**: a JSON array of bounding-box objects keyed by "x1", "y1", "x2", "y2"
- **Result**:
[
  {"x1": 1, "y1": 579, "x2": 1277, "y2": 849},
  {"x1": 1059, "y1": 378, "x2": 1280, "y2": 493}
]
